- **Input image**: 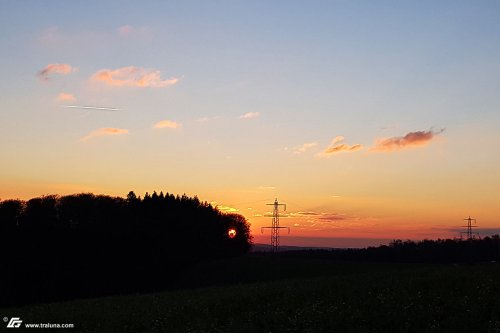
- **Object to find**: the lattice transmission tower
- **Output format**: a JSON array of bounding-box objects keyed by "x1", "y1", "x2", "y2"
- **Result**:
[
  {"x1": 261, "y1": 198, "x2": 290, "y2": 252},
  {"x1": 461, "y1": 216, "x2": 480, "y2": 240}
]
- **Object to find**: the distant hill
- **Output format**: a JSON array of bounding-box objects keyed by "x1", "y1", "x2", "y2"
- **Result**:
[
  {"x1": 255, "y1": 237, "x2": 500, "y2": 264},
  {"x1": 252, "y1": 243, "x2": 334, "y2": 252}
]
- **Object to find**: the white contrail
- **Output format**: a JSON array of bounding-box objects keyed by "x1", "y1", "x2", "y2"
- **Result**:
[{"x1": 61, "y1": 105, "x2": 121, "y2": 111}]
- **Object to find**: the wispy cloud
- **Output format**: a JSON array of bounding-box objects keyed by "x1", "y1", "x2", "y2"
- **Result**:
[
  {"x1": 285, "y1": 210, "x2": 360, "y2": 232},
  {"x1": 197, "y1": 117, "x2": 211, "y2": 123},
  {"x1": 318, "y1": 136, "x2": 363, "y2": 157},
  {"x1": 371, "y1": 128, "x2": 444, "y2": 152},
  {"x1": 293, "y1": 142, "x2": 318, "y2": 154},
  {"x1": 287, "y1": 212, "x2": 347, "y2": 222},
  {"x1": 62, "y1": 105, "x2": 121, "y2": 111},
  {"x1": 240, "y1": 112, "x2": 260, "y2": 119},
  {"x1": 57, "y1": 92, "x2": 76, "y2": 102},
  {"x1": 292, "y1": 211, "x2": 321, "y2": 216},
  {"x1": 117, "y1": 25, "x2": 151, "y2": 38},
  {"x1": 80, "y1": 127, "x2": 128, "y2": 141},
  {"x1": 210, "y1": 202, "x2": 239, "y2": 213},
  {"x1": 118, "y1": 25, "x2": 134, "y2": 36},
  {"x1": 217, "y1": 205, "x2": 239, "y2": 213},
  {"x1": 196, "y1": 116, "x2": 221, "y2": 123},
  {"x1": 266, "y1": 210, "x2": 350, "y2": 223},
  {"x1": 153, "y1": 120, "x2": 182, "y2": 129},
  {"x1": 38, "y1": 63, "x2": 77, "y2": 81},
  {"x1": 258, "y1": 186, "x2": 276, "y2": 190},
  {"x1": 91, "y1": 66, "x2": 181, "y2": 88},
  {"x1": 317, "y1": 213, "x2": 348, "y2": 222}
]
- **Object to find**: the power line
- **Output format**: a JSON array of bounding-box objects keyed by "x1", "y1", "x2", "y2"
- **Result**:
[
  {"x1": 261, "y1": 198, "x2": 290, "y2": 252},
  {"x1": 460, "y1": 216, "x2": 480, "y2": 240}
]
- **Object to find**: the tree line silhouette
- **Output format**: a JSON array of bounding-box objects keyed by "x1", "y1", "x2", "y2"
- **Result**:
[
  {"x1": 0, "y1": 191, "x2": 252, "y2": 306},
  {"x1": 280, "y1": 237, "x2": 500, "y2": 263}
]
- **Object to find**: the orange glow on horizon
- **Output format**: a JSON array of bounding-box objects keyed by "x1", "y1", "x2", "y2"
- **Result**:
[{"x1": 2, "y1": 181, "x2": 499, "y2": 249}]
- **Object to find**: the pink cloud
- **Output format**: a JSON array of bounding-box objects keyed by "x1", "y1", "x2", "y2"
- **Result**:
[
  {"x1": 80, "y1": 127, "x2": 129, "y2": 141},
  {"x1": 240, "y1": 112, "x2": 260, "y2": 119},
  {"x1": 56, "y1": 92, "x2": 76, "y2": 102},
  {"x1": 118, "y1": 25, "x2": 134, "y2": 36},
  {"x1": 38, "y1": 63, "x2": 77, "y2": 81},
  {"x1": 91, "y1": 66, "x2": 180, "y2": 88},
  {"x1": 117, "y1": 25, "x2": 152, "y2": 39},
  {"x1": 153, "y1": 120, "x2": 182, "y2": 129},
  {"x1": 324, "y1": 143, "x2": 363, "y2": 154},
  {"x1": 318, "y1": 136, "x2": 363, "y2": 157},
  {"x1": 371, "y1": 129, "x2": 444, "y2": 152}
]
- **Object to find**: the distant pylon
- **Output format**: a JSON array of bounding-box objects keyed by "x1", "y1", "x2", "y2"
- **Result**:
[
  {"x1": 261, "y1": 198, "x2": 290, "y2": 252},
  {"x1": 461, "y1": 216, "x2": 480, "y2": 240}
]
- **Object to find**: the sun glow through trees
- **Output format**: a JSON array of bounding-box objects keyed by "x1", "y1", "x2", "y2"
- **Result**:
[{"x1": 228, "y1": 229, "x2": 237, "y2": 239}]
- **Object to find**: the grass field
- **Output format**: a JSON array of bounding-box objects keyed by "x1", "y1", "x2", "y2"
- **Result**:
[{"x1": 3, "y1": 255, "x2": 500, "y2": 332}]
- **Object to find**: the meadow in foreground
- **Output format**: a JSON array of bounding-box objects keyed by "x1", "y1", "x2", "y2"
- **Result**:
[{"x1": 4, "y1": 257, "x2": 500, "y2": 332}]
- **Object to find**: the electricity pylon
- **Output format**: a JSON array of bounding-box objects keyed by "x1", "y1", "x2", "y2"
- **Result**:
[
  {"x1": 261, "y1": 198, "x2": 290, "y2": 252},
  {"x1": 461, "y1": 216, "x2": 479, "y2": 240}
]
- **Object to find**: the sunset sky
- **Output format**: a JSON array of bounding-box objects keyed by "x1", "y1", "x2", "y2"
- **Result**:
[{"x1": 1, "y1": 1, "x2": 500, "y2": 247}]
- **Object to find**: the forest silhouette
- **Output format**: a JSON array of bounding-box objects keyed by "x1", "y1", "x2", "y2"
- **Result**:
[{"x1": 0, "y1": 191, "x2": 252, "y2": 306}]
